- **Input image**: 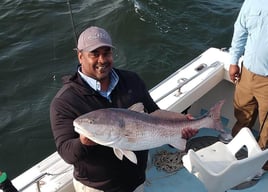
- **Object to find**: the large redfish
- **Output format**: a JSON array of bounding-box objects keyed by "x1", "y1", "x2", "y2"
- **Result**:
[{"x1": 74, "y1": 100, "x2": 225, "y2": 164}]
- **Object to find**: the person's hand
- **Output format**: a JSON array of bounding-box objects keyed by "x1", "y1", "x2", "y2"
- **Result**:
[
  {"x1": 181, "y1": 127, "x2": 198, "y2": 139},
  {"x1": 80, "y1": 135, "x2": 97, "y2": 146},
  {"x1": 229, "y1": 64, "x2": 240, "y2": 83},
  {"x1": 185, "y1": 114, "x2": 194, "y2": 120}
]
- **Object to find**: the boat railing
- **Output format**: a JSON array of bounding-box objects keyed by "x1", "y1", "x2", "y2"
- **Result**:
[
  {"x1": 154, "y1": 61, "x2": 222, "y2": 103},
  {"x1": 17, "y1": 173, "x2": 47, "y2": 192}
]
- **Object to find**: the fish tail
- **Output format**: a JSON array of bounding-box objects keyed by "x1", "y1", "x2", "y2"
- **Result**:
[{"x1": 208, "y1": 100, "x2": 225, "y2": 132}]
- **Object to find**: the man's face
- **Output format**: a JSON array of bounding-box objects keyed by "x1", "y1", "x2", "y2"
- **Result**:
[{"x1": 78, "y1": 46, "x2": 113, "y2": 81}]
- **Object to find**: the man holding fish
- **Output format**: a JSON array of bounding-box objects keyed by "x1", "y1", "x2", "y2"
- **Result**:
[{"x1": 50, "y1": 26, "x2": 198, "y2": 192}]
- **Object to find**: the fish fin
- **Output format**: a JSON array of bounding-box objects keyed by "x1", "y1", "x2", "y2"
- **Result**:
[
  {"x1": 208, "y1": 100, "x2": 225, "y2": 132},
  {"x1": 113, "y1": 148, "x2": 124, "y2": 160},
  {"x1": 128, "y1": 103, "x2": 145, "y2": 113},
  {"x1": 123, "y1": 150, "x2": 138, "y2": 164},
  {"x1": 170, "y1": 139, "x2": 187, "y2": 151},
  {"x1": 113, "y1": 148, "x2": 138, "y2": 164},
  {"x1": 151, "y1": 109, "x2": 187, "y2": 120}
]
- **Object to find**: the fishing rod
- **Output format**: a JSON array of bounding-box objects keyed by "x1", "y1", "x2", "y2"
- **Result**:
[{"x1": 66, "y1": 0, "x2": 78, "y2": 48}]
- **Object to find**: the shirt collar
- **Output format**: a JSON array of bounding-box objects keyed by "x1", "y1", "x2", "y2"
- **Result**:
[{"x1": 78, "y1": 67, "x2": 119, "y2": 97}]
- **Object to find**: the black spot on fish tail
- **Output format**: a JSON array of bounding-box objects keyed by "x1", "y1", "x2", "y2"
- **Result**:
[{"x1": 208, "y1": 100, "x2": 225, "y2": 120}]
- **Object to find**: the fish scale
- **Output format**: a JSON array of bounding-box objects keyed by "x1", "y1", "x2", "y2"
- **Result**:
[{"x1": 74, "y1": 100, "x2": 225, "y2": 164}]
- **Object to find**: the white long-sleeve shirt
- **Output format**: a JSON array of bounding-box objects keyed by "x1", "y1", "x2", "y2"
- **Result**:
[{"x1": 229, "y1": 0, "x2": 268, "y2": 76}]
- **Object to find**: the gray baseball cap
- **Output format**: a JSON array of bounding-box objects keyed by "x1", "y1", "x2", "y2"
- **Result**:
[{"x1": 77, "y1": 26, "x2": 115, "y2": 52}]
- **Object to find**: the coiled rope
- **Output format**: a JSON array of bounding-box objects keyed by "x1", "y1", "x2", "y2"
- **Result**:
[{"x1": 153, "y1": 150, "x2": 186, "y2": 173}]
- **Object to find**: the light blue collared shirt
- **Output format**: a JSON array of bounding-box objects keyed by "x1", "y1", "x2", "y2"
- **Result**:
[
  {"x1": 78, "y1": 67, "x2": 119, "y2": 102},
  {"x1": 229, "y1": 0, "x2": 268, "y2": 76}
]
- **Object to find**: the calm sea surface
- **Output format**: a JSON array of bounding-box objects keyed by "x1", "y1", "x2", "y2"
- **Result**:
[{"x1": 0, "y1": 0, "x2": 243, "y2": 179}]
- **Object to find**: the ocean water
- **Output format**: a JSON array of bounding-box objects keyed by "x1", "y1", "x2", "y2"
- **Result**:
[{"x1": 0, "y1": 0, "x2": 243, "y2": 179}]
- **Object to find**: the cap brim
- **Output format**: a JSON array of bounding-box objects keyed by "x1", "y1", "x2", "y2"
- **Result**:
[{"x1": 82, "y1": 44, "x2": 115, "y2": 52}]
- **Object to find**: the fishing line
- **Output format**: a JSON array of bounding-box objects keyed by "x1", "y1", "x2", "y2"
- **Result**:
[{"x1": 66, "y1": 0, "x2": 78, "y2": 48}]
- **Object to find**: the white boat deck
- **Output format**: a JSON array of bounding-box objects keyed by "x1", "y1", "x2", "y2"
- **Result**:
[{"x1": 146, "y1": 144, "x2": 268, "y2": 192}]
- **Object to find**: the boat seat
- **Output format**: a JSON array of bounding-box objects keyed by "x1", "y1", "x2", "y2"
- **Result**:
[{"x1": 182, "y1": 127, "x2": 268, "y2": 192}]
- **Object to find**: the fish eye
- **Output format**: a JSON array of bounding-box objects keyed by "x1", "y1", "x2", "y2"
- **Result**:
[{"x1": 88, "y1": 119, "x2": 94, "y2": 124}]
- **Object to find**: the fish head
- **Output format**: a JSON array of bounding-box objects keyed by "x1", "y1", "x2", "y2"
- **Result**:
[{"x1": 73, "y1": 109, "x2": 124, "y2": 146}]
